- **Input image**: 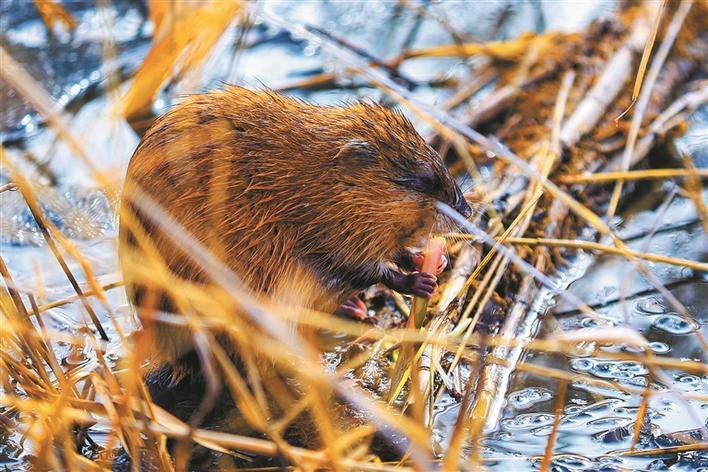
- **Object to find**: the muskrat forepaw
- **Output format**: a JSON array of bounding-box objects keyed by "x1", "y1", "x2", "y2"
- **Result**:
[
  {"x1": 408, "y1": 272, "x2": 438, "y2": 298},
  {"x1": 335, "y1": 296, "x2": 369, "y2": 321}
]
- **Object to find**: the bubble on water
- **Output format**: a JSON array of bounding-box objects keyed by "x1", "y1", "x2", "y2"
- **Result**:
[
  {"x1": 615, "y1": 370, "x2": 635, "y2": 380},
  {"x1": 649, "y1": 341, "x2": 670, "y2": 354},
  {"x1": 62, "y1": 347, "x2": 88, "y2": 367},
  {"x1": 675, "y1": 374, "x2": 702, "y2": 392},
  {"x1": 570, "y1": 358, "x2": 595, "y2": 372},
  {"x1": 653, "y1": 314, "x2": 694, "y2": 334},
  {"x1": 106, "y1": 352, "x2": 119, "y2": 361},
  {"x1": 590, "y1": 361, "x2": 617, "y2": 379},
  {"x1": 501, "y1": 413, "x2": 554, "y2": 430},
  {"x1": 629, "y1": 376, "x2": 648, "y2": 387},
  {"x1": 580, "y1": 315, "x2": 618, "y2": 329},
  {"x1": 635, "y1": 297, "x2": 666, "y2": 315},
  {"x1": 508, "y1": 387, "x2": 553, "y2": 410}
]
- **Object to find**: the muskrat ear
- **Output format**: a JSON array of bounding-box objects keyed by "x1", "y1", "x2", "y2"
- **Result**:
[{"x1": 335, "y1": 140, "x2": 377, "y2": 165}]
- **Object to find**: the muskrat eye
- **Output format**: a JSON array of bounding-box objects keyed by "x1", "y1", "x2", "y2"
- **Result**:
[
  {"x1": 395, "y1": 172, "x2": 441, "y2": 196},
  {"x1": 419, "y1": 174, "x2": 436, "y2": 189},
  {"x1": 419, "y1": 171, "x2": 444, "y2": 195}
]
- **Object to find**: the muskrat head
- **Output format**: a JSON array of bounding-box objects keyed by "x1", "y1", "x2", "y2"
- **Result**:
[{"x1": 333, "y1": 103, "x2": 473, "y2": 248}]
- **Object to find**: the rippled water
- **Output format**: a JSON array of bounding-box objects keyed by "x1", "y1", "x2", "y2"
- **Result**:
[
  {"x1": 491, "y1": 193, "x2": 708, "y2": 470},
  {"x1": 1, "y1": 1, "x2": 706, "y2": 470}
]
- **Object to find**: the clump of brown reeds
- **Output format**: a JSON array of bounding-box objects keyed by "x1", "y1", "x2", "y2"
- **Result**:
[{"x1": 1, "y1": 1, "x2": 707, "y2": 471}]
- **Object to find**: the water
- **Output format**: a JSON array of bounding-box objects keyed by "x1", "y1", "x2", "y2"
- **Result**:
[
  {"x1": 484, "y1": 194, "x2": 708, "y2": 471},
  {"x1": 1, "y1": 1, "x2": 706, "y2": 470}
]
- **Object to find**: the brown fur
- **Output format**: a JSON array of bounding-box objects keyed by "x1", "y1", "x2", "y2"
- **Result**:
[{"x1": 119, "y1": 86, "x2": 470, "y2": 364}]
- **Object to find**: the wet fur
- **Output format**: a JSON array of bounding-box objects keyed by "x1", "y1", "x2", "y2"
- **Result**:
[{"x1": 120, "y1": 86, "x2": 468, "y2": 364}]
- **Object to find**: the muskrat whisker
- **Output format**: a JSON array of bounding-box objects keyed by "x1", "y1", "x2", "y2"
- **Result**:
[
  {"x1": 459, "y1": 178, "x2": 479, "y2": 195},
  {"x1": 435, "y1": 199, "x2": 488, "y2": 244}
]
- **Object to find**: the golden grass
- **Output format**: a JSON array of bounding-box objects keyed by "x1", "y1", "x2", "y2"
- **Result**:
[
  {"x1": 540, "y1": 380, "x2": 568, "y2": 472},
  {"x1": 608, "y1": 0, "x2": 694, "y2": 217},
  {"x1": 33, "y1": 0, "x2": 77, "y2": 31},
  {"x1": 118, "y1": 1, "x2": 246, "y2": 119},
  {"x1": 614, "y1": 0, "x2": 666, "y2": 122},
  {"x1": 558, "y1": 168, "x2": 708, "y2": 184},
  {"x1": 441, "y1": 235, "x2": 708, "y2": 272}
]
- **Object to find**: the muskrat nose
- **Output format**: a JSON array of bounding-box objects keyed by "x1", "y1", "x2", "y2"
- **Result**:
[
  {"x1": 456, "y1": 199, "x2": 473, "y2": 219},
  {"x1": 453, "y1": 191, "x2": 473, "y2": 219}
]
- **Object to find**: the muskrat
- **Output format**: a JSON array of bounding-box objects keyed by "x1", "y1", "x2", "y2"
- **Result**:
[{"x1": 119, "y1": 86, "x2": 472, "y2": 372}]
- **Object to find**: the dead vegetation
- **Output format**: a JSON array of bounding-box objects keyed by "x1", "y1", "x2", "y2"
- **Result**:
[{"x1": 1, "y1": 1, "x2": 707, "y2": 471}]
